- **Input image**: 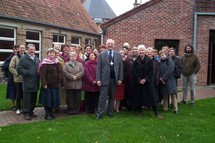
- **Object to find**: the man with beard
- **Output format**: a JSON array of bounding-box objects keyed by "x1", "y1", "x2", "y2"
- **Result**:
[{"x1": 180, "y1": 45, "x2": 201, "y2": 105}]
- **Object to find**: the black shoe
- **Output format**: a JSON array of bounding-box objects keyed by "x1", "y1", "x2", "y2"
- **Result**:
[
  {"x1": 12, "y1": 106, "x2": 17, "y2": 111},
  {"x1": 190, "y1": 103, "x2": 195, "y2": 106},
  {"x1": 107, "y1": 114, "x2": 113, "y2": 118},
  {"x1": 174, "y1": 111, "x2": 179, "y2": 114},
  {"x1": 155, "y1": 114, "x2": 164, "y2": 119},
  {"x1": 180, "y1": 100, "x2": 187, "y2": 104},
  {"x1": 24, "y1": 114, "x2": 31, "y2": 120},
  {"x1": 30, "y1": 112, "x2": 38, "y2": 118},
  {"x1": 95, "y1": 116, "x2": 101, "y2": 120}
]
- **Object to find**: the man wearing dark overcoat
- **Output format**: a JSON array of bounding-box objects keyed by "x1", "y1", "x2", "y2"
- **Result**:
[{"x1": 17, "y1": 44, "x2": 40, "y2": 120}]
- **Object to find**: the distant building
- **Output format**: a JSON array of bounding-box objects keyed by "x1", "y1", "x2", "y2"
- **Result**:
[
  {"x1": 83, "y1": 0, "x2": 116, "y2": 25},
  {"x1": 0, "y1": 0, "x2": 99, "y2": 64},
  {"x1": 101, "y1": 0, "x2": 215, "y2": 86}
]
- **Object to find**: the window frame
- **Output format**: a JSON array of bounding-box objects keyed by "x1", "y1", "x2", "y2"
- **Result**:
[
  {"x1": 71, "y1": 37, "x2": 81, "y2": 46},
  {"x1": 0, "y1": 26, "x2": 16, "y2": 65},
  {"x1": 52, "y1": 34, "x2": 66, "y2": 44},
  {"x1": 26, "y1": 30, "x2": 41, "y2": 59}
]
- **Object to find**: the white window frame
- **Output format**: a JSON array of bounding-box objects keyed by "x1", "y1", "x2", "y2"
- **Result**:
[
  {"x1": 52, "y1": 34, "x2": 66, "y2": 44},
  {"x1": 26, "y1": 30, "x2": 41, "y2": 59},
  {"x1": 85, "y1": 38, "x2": 91, "y2": 45},
  {"x1": 71, "y1": 37, "x2": 81, "y2": 46},
  {"x1": 0, "y1": 26, "x2": 16, "y2": 65}
]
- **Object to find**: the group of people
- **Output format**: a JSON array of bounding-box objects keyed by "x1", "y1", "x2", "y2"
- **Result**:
[{"x1": 2, "y1": 38, "x2": 201, "y2": 121}]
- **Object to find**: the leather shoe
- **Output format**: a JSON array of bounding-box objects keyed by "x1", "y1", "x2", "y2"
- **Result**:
[
  {"x1": 24, "y1": 114, "x2": 31, "y2": 120},
  {"x1": 95, "y1": 116, "x2": 101, "y2": 120},
  {"x1": 174, "y1": 111, "x2": 179, "y2": 114},
  {"x1": 156, "y1": 114, "x2": 164, "y2": 119},
  {"x1": 30, "y1": 112, "x2": 38, "y2": 118},
  {"x1": 107, "y1": 114, "x2": 113, "y2": 118}
]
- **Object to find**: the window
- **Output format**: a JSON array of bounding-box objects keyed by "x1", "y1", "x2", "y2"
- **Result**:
[
  {"x1": 85, "y1": 38, "x2": 91, "y2": 45},
  {"x1": 154, "y1": 39, "x2": 180, "y2": 55},
  {"x1": 71, "y1": 37, "x2": 81, "y2": 46},
  {"x1": 94, "y1": 39, "x2": 98, "y2": 48},
  {"x1": 52, "y1": 34, "x2": 66, "y2": 44},
  {"x1": 26, "y1": 30, "x2": 41, "y2": 59},
  {"x1": 0, "y1": 26, "x2": 16, "y2": 65}
]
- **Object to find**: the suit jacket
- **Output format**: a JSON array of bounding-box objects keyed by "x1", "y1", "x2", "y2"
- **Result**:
[
  {"x1": 17, "y1": 54, "x2": 40, "y2": 92},
  {"x1": 96, "y1": 50, "x2": 123, "y2": 86}
]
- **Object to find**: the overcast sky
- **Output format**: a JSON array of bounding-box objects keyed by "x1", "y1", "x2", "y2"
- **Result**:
[{"x1": 106, "y1": 0, "x2": 150, "y2": 16}]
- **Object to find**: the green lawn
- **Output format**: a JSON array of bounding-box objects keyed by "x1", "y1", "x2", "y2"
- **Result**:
[
  {"x1": 0, "y1": 98, "x2": 215, "y2": 143},
  {"x1": 0, "y1": 83, "x2": 11, "y2": 111}
]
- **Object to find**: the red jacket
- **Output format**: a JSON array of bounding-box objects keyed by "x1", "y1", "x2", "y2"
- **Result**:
[{"x1": 83, "y1": 59, "x2": 100, "y2": 92}]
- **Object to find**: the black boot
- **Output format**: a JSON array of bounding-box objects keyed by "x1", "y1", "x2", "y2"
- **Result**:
[
  {"x1": 45, "y1": 107, "x2": 53, "y2": 120},
  {"x1": 49, "y1": 107, "x2": 55, "y2": 119}
]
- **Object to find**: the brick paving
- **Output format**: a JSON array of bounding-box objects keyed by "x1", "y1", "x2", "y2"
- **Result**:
[{"x1": 0, "y1": 86, "x2": 215, "y2": 127}]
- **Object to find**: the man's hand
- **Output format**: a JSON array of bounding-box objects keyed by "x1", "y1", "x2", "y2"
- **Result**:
[
  {"x1": 97, "y1": 81, "x2": 101, "y2": 86},
  {"x1": 117, "y1": 80, "x2": 122, "y2": 85}
]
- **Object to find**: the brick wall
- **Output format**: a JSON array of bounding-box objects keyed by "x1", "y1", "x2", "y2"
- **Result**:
[
  {"x1": 196, "y1": 16, "x2": 215, "y2": 85},
  {"x1": 102, "y1": 0, "x2": 215, "y2": 86}
]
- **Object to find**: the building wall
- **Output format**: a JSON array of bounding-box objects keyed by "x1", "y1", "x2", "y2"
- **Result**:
[
  {"x1": 0, "y1": 19, "x2": 99, "y2": 60},
  {"x1": 196, "y1": 16, "x2": 215, "y2": 85},
  {"x1": 103, "y1": 0, "x2": 214, "y2": 85},
  {"x1": 104, "y1": 0, "x2": 194, "y2": 52}
]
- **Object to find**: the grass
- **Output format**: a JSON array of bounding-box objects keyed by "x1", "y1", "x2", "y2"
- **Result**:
[
  {"x1": 0, "y1": 83, "x2": 11, "y2": 111},
  {"x1": 0, "y1": 98, "x2": 215, "y2": 143}
]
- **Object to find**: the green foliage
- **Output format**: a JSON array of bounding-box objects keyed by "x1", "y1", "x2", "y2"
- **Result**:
[{"x1": 0, "y1": 98, "x2": 215, "y2": 143}]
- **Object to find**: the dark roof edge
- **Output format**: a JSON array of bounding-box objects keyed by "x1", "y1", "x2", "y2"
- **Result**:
[
  {"x1": 101, "y1": 0, "x2": 161, "y2": 28},
  {"x1": 0, "y1": 14, "x2": 100, "y2": 36}
]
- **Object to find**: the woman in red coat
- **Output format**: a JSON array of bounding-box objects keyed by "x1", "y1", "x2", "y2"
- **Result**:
[
  {"x1": 83, "y1": 52, "x2": 100, "y2": 113},
  {"x1": 114, "y1": 50, "x2": 127, "y2": 112}
]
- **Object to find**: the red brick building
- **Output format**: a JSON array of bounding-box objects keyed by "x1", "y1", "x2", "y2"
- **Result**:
[{"x1": 101, "y1": 0, "x2": 215, "y2": 86}]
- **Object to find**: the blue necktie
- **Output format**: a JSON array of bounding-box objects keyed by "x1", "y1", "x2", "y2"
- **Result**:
[{"x1": 109, "y1": 51, "x2": 112, "y2": 61}]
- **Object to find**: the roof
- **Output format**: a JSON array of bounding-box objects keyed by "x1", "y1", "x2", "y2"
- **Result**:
[
  {"x1": 101, "y1": 0, "x2": 161, "y2": 28},
  {"x1": 83, "y1": 0, "x2": 116, "y2": 19},
  {"x1": 0, "y1": 0, "x2": 99, "y2": 35}
]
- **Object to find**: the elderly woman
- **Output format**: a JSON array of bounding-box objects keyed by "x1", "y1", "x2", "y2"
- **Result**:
[
  {"x1": 39, "y1": 48, "x2": 63, "y2": 120},
  {"x1": 114, "y1": 49, "x2": 127, "y2": 112},
  {"x1": 133, "y1": 45, "x2": 163, "y2": 119},
  {"x1": 159, "y1": 50, "x2": 178, "y2": 113},
  {"x1": 83, "y1": 52, "x2": 100, "y2": 113},
  {"x1": 63, "y1": 52, "x2": 84, "y2": 115}
]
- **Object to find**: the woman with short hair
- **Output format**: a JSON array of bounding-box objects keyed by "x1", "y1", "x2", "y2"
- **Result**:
[{"x1": 63, "y1": 52, "x2": 84, "y2": 115}]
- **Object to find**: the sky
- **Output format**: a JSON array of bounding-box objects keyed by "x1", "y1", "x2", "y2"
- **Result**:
[{"x1": 106, "y1": 0, "x2": 150, "y2": 16}]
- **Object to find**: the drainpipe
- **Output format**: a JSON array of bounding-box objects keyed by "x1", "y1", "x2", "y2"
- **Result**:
[
  {"x1": 193, "y1": 12, "x2": 197, "y2": 51},
  {"x1": 99, "y1": 28, "x2": 104, "y2": 44}
]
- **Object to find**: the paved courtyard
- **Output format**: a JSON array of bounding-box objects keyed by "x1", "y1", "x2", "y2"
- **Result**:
[{"x1": 0, "y1": 86, "x2": 215, "y2": 127}]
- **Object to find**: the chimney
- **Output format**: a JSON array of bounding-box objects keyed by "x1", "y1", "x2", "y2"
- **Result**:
[{"x1": 133, "y1": 0, "x2": 140, "y2": 8}]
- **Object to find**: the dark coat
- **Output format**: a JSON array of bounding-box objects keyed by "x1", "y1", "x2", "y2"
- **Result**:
[
  {"x1": 2, "y1": 54, "x2": 16, "y2": 100},
  {"x1": 159, "y1": 57, "x2": 177, "y2": 95},
  {"x1": 17, "y1": 54, "x2": 40, "y2": 92},
  {"x1": 39, "y1": 63, "x2": 63, "y2": 88},
  {"x1": 2, "y1": 54, "x2": 15, "y2": 84},
  {"x1": 132, "y1": 56, "x2": 157, "y2": 107},
  {"x1": 152, "y1": 58, "x2": 160, "y2": 86},
  {"x1": 83, "y1": 59, "x2": 100, "y2": 92}
]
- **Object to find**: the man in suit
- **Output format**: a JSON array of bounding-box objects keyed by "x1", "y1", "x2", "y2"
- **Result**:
[
  {"x1": 96, "y1": 39, "x2": 123, "y2": 119},
  {"x1": 17, "y1": 44, "x2": 40, "y2": 120}
]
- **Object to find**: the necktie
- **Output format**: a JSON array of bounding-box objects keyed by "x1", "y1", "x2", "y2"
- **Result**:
[{"x1": 109, "y1": 51, "x2": 112, "y2": 61}]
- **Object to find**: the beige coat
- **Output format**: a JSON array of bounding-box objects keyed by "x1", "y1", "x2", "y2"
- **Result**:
[
  {"x1": 63, "y1": 61, "x2": 84, "y2": 89},
  {"x1": 9, "y1": 54, "x2": 23, "y2": 82}
]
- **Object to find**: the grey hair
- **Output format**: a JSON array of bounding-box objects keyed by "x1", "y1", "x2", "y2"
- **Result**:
[
  {"x1": 69, "y1": 51, "x2": 77, "y2": 57},
  {"x1": 106, "y1": 39, "x2": 115, "y2": 45},
  {"x1": 26, "y1": 44, "x2": 35, "y2": 50}
]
